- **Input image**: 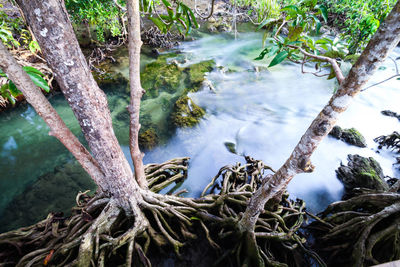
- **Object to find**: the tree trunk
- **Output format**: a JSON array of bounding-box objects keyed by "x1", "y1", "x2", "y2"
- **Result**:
[
  {"x1": 0, "y1": 41, "x2": 105, "y2": 188},
  {"x1": 126, "y1": 0, "x2": 147, "y2": 188},
  {"x1": 15, "y1": 0, "x2": 142, "y2": 210},
  {"x1": 240, "y1": 0, "x2": 400, "y2": 232}
]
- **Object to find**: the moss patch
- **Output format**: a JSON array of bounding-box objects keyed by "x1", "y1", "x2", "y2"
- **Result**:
[
  {"x1": 171, "y1": 96, "x2": 205, "y2": 127},
  {"x1": 140, "y1": 54, "x2": 183, "y2": 98},
  {"x1": 329, "y1": 126, "x2": 367, "y2": 147},
  {"x1": 139, "y1": 128, "x2": 159, "y2": 150},
  {"x1": 185, "y1": 60, "x2": 216, "y2": 88}
]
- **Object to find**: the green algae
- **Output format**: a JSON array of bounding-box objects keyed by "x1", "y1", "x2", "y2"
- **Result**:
[
  {"x1": 171, "y1": 96, "x2": 205, "y2": 127},
  {"x1": 139, "y1": 128, "x2": 159, "y2": 149},
  {"x1": 140, "y1": 54, "x2": 184, "y2": 98},
  {"x1": 186, "y1": 59, "x2": 216, "y2": 87}
]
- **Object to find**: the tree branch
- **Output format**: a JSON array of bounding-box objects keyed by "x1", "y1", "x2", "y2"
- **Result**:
[
  {"x1": 0, "y1": 41, "x2": 106, "y2": 189},
  {"x1": 127, "y1": 0, "x2": 147, "y2": 188}
]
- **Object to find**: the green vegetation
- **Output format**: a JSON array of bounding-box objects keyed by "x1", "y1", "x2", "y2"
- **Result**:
[
  {"x1": 185, "y1": 59, "x2": 215, "y2": 87},
  {"x1": 138, "y1": 128, "x2": 159, "y2": 149},
  {"x1": 65, "y1": 0, "x2": 124, "y2": 43},
  {"x1": 321, "y1": 0, "x2": 396, "y2": 54},
  {"x1": 234, "y1": 0, "x2": 280, "y2": 23},
  {"x1": 0, "y1": 66, "x2": 49, "y2": 105},
  {"x1": 256, "y1": 1, "x2": 330, "y2": 65},
  {"x1": 171, "y1": 95, "x2": 205, "y2": 127},
  {"x1": 140, "y1": 54, "x2": 184, "y2": 98}
]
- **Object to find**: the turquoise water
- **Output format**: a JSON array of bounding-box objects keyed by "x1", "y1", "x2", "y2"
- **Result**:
[{"x1": 1, "y1": 32, "x2": 399, "y2": 232}]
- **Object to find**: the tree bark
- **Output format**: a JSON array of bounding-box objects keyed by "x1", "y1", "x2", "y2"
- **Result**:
[
  {"x1": 240, "y1": 0, "x2": 400, "y2": 232},
  {"x1": 15, "y1": 0, "x2": 142, "y2": 210},
  {"x1": 126, "y1": 0, "x2": 147, "y2": 188},
  {"x1": 0, "y1": 41, "x2": 105, "y2": 188}
]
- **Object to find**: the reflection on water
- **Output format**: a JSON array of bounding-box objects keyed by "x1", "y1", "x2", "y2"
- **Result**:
[{"x1": 0, "y1": 32, "x2": 399, "y2": 232}]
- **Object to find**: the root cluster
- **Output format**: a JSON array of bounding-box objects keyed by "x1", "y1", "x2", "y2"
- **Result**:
[
  {"x1": 0, "y1": 157, "x2": 318, "y2": 266},
  {"x1": 309, "y1": 191, "x2": 400, "y2": 266},
  {"x1": 375, "y1": 131, "x2": 400, "y2": 153}
]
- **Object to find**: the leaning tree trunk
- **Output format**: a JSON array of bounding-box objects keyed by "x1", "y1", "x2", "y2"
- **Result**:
[
  {"x1": 15, "y1": 0, "x2": 142, "y2": 211},
  {"x1": 240, "y1": 0, "x2": 400, "y2": 232},
  {"x1": 126, "y1": 0, "x2": 147, "y2": 188},
  {"x1": 0, "y1": 42, "x2": 105, "y2": 188}
]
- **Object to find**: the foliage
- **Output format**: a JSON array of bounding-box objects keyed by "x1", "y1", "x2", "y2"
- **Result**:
[
  {"x1": 233, "y1": 0, "x2": 281, "y2": 23},
  {"x1": 145, "y1": 0, "x2": 199, "y2": 35},
  {"x1": 0, "y1": 4, "x2": 39, "y2": 53},
  {"x1": 256, "y1": 1, "x2": 331, "y2": 66},
  {"x1": 65, "y1": 0, "x2": 124, "y2": 43},
  {"x1": 0, "y1": 66, "x2": 49, "y2": 105},
  {"x1": 65, "y1": 0, "x2": 199, "y2": 42},
  {"x1": 321, "y1": 0, "x2": 396, "y2": 54}
]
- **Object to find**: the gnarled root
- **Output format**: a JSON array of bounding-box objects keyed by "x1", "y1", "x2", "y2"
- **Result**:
[
  {"x1": 0, "y1": 157, "x2": 318, "y2": 266},
  {"x1": 308, "y1": 191, "x2": 400, "y2": 266}
]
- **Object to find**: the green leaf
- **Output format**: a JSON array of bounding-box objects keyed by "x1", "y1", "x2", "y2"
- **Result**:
[
  {"x1": 0, "y1": 68, "x2": 6, "y2": 77},
  {"x1": 190, "y1": 217, "x2": 201, "y2": 221},
  {"x1": 186, "y1": 5, "x2": 199, "y2": 28},
  {"x1": 255, "y1": 47, "x2": 269, "y2": 60},
  {"x1": 268, "y1": 51, "x2": 288, "y2": 67},
  {"x1": 256, "y1": 18, "x2": 277, "y2": 31},
  {"x1": 8, "y1": 81, "x2": 22, "y2": 97},
  {"x1": 0, "y1": 83, "x2": 9, "y2": 94},
  {"x1": 161, "y1": 0, "x2": 171, "y2": 8},
  {"x1": 327, "y1": 67, "x2": 336, "y2": 80},
  {"x1": 149, "y1": 17, "x2": 166, "y2": 33},
  {"x1": 23, "y1": 66, "x2": 45, "y2": 76},
  {"x1": 28, "y1": 73, "x2": 50, "y2": 92},
  {"x1": 316, "y1": 4, "x2": 328, "y2": 23}
]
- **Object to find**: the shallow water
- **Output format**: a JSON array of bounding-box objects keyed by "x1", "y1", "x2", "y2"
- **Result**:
[{"x1": 1, "y1": 31, "x2": 399, "y2": 231}]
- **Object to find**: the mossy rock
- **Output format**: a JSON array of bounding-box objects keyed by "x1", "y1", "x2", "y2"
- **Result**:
[
  {"x1": 141, "y1": 55, "x2": 183, "y2": 98},
  {"x1": 329, "y1": 126, "x2": 367, "y2": 147},
  {"x1": 139, "y1": 128, "x2": 159, "y2": 150},
  {"x1": 336, "y1": 154, "x2": 389, "y2": 193},
  {"x1": 0, "y1": 162, "x2": 96, "y2": 232},
  {"x1": 185, "y1": 60, "x2": 216, "y2": 87},
  {"x1": 93, "y1": 71, "x2": 128, "y2": 90},
  {"x1": 171, "y1": 96, "x2": 205, "y2": 127}
]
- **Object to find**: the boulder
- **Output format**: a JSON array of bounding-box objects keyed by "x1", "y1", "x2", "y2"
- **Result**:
[
  {"x1": 336, "y1": 154, "x2": 389, "y2": 192},
  {"x1": 329, "y1": 126, "x2": 367, "y2": 147},
  {"x1": 171, "y1": 96, "x2": 205, "y2": 127}
]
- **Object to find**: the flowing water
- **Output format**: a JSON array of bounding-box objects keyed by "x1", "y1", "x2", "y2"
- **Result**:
[{"x1": 1, "y1": 31, "x2": 399, "y2": 232}]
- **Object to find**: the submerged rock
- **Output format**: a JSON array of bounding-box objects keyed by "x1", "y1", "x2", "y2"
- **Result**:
[
  {"x1": 224, "y1": 142, "x2": 237, "y2": 154},
  {"x1": 336, "y1": 154, "x2": 389, "y2": 192},
  {"x1": 141, "y1": 54, "x2": 184, "y2": 98},
  {"x1": 185, "y1": 59, "x2": 216, "y2": 88},
  {"x1": 329, "y1": 126, "x2": 367, "y2": 147},
  {"x1": 0, "y1": 162, "x2": 95, "y2": 232},
  {"x1": 139, "y1": 128, "x2": 159, "y2": 150},
  {"x1": 171, "y1": 96, "x2": 205, "y2": 127}
]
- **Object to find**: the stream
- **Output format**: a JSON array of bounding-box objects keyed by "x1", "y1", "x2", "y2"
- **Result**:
[{"x1": 0, "y1": 31, "x2": 399, "y2": 232}]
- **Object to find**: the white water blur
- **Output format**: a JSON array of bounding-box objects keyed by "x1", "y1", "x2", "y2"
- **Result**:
[{"x1": 142, "y1": 32, "x2": 400, "y2": 212}]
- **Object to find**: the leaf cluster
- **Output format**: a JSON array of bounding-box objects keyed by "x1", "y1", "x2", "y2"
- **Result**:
[
  {"x1": 65, "y1": 0, "x2": 124, "y2": 43},
  {"x1": 147, "y1": 0, "x2": 199, "y2": 35},
  {"x1": 0, "y1": 66, "x2": 49, "y2": 105},
  {"x1": 321, "y1": 0, "x2": 396, "y2": 54},
  {"x1": 256, "y1": 1, "x2": 330, "y2": 67}
]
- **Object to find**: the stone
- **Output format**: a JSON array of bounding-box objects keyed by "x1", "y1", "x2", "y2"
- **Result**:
[
  {"x1": 329, "y1": 126, "x2": 367, "y2": 147},
  {"x1": 171, "y1": 96, "x2": 205, "y2": 127},
  {"x1": 336, "y1": 154, "x2": 390, "y2": 192}
]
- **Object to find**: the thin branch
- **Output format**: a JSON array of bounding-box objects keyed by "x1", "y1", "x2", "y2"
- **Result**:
[
  {"x1": 194, "y1": 0, "x2": 216, "y2": 19},
  {"x1": 274, "y1": 20, "x2": 345, "y2": 84},
  {"x1": 362, "y1": 56, "x2": 400, "y2": 91}
]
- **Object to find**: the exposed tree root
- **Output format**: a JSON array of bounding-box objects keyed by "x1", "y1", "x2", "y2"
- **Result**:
[
  {"x1": 375, "y1": 131, "x2": 400, "y2": 153},
  {"x1": 0, "y1": 157, "x2": 319, "y2": 266},
  {"x1": 308, "y1": 191, "x2": 400, "y2": 266}
]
